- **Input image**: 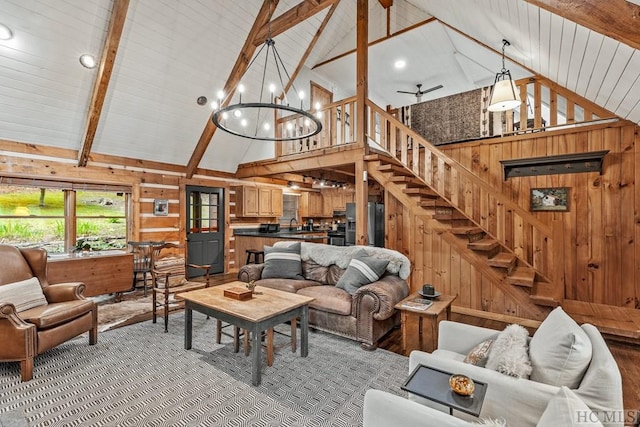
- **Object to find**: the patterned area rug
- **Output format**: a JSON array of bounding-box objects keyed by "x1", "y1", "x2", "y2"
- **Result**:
[{"x1": 0, "y1": 312, "x2": 409, "y2": 426}]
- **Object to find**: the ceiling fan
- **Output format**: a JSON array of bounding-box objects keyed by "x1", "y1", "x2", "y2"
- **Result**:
[{"x1": 397, "y1": 83, "x2": 443, "y2": 102}]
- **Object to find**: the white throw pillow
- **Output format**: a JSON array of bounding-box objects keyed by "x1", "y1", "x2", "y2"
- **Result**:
[
  {"x1": 529, "y1": 307, "x2": 592, "y2": 388},
  {"x1": 0, "y1": 277, "x2": 47, "y2": 312},
  {"x1": 537, "y1": 387, "x2": 604, "y2": 426},
  {"x1": 485, "y1": 324, "x2": 532, "y2": 378}
]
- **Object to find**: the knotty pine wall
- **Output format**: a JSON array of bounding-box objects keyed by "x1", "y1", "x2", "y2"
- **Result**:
[{"x1": 385, "y1": 121, "x2": 640, "y2": 317}]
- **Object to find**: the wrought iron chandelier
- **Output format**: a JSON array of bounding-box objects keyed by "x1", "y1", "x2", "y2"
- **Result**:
[{"x1": 212, "y1": 26, "x2": 322, "y2": 141}]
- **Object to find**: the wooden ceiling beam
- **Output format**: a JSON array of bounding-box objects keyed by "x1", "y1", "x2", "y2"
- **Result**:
[
  {"x1": 77, "y1": 0, "x2": 129, "y2": 167},
  {"x1": 524, "y1": 0, "x2": 640, "y2": 51},
  {"x1": 253, "y1": 0, "x2": 338, "y2": 45},
  {"x1": 378, "y1": 0, "x2": 393, "y2": 9},
  {"x1": 280, "y1": 1, "x2": 340, "y2": 97},
  {"x1": 185, "y1": 0, "x2": 279, "y2": 179},
  {"x1": 236, "y1": 148, "x2": 361, "y2": 178}
]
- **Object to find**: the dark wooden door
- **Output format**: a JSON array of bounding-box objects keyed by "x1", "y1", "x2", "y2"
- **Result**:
[{"x1": 186, "y1": 185, "x2": 224, "y2": 277}]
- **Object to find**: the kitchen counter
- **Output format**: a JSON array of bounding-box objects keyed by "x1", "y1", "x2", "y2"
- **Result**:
[
  {"x1": 233, "y1": 229, "x2": 328, "y2": 268},
  {"x1": 234, "y1": 230, "x2": 328, "y2": 240}
]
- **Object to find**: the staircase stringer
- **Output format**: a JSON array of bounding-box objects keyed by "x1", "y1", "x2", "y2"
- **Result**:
[
  {"x1": 366, "y1": 151, "x2": 555, "y2": 287},
  {"x1": 365, "y1": 101, "x2": 561, "y2": 290},
  {"x1": 369, "y1": 166, "x2": 550, "y2": 320}
]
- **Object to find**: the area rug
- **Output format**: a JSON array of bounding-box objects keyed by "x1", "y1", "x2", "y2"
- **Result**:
[{"x1": 0, "y1": 312, "x2": 410, "y2": 426}]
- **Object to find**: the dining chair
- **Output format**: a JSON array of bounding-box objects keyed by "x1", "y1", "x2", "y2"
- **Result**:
[{"x1": 151, "y1": 242, "x2": 211, "y2": 332}]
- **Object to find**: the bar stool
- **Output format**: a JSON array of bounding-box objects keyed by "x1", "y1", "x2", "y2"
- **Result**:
[{"x1": 245, "y1": 249, "x2": 264, "y2": 265}]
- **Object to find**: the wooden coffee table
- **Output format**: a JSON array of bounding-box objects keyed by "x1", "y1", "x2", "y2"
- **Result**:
[{"x1": 181, "y1": 281, "x2": 314, "y2": 386}]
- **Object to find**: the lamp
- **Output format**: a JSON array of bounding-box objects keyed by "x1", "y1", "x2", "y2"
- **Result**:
[
  {"x1": 488, "y1": 39, "x2": 521, "y2": 112},
  {"x1": 212, "y1": 12, "x2": 322, "y2": 142}
]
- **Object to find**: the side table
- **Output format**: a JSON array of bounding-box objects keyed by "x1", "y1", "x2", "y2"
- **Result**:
[
  {"x1": 394, "y1": 293, "x2": 457, "y2": 355},
  {"x1": 402, "y1": 364, "x2": 487, "y2": 417}
]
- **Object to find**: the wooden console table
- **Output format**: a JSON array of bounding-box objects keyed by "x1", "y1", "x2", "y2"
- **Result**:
[
  {"x1": 47, "y1": 251, "x2": 134, "y2": 297},
  {"x1": 395, "y1": 293, "x2": 457, "y2": 355}
]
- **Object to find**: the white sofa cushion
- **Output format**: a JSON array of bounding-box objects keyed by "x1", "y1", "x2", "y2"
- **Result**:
[
  {"x1": 537, "y1": 387, "x2": 603, "y2": 426},
  {"x1": 0, "y1": 277, "x2": 47, "y2": 312},
  {"x1": 529, "y1": 307, "x2": 592, "y2": 388}
]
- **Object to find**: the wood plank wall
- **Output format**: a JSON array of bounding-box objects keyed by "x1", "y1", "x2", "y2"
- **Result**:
[
  {"x1": 0, "y1": 144, "x2": 282, "y2": 274},
  {"x1": 385, "y1": 122, "x2": 640, "y2": 317}
]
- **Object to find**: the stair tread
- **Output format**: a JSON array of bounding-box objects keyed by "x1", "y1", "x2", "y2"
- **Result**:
[
  {"x1": 450, "y1": 227, "x2": 484, "y2": 235},
  {"x1": 377, "y1": 164, "x2": 413, "y2": 176},
  {"x1": 487, "y1": 252, "x2": 517, "y2": 268},
  {"x1": 419, "y1": 199, "x2": 450, "y2": 207},
  {"x1": 433, "y1": 211, "x2": 467, "y2": 220},
  {"x1": 467, "y1": 237, "x2": 499, "y2": 251},
  {"x1": 403, "y1": 187, "x2": 437, "y2": 196},
  {"x1": 529, "y1": 295, "x2": 560, "y2": 307},
  {"x1": 507, "y1": 267, "x2": 535, "y2": 287},
  {"x1": 390, "y1": 176, "x2": 426, "y2": 187},
  {"x1": 364, "y1": 153, "x2": 403, "y2": 166}
]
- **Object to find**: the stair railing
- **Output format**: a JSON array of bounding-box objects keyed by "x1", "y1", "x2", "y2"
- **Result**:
[{"x1": 366, "y1": 99, "x2": 559, "y2": 284}]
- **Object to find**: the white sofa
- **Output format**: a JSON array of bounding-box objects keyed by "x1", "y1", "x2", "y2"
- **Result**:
[{"x1": 364, "y1": 308, "x2": 623, "y2": 427}]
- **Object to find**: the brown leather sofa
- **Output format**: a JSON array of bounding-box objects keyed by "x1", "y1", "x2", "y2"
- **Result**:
[
  {"x1": 0, "y1": 245, "x2": 97, "y2": 381},
  {"x1": 238, "y1": 242, "x2": 410, "y2": 350}
]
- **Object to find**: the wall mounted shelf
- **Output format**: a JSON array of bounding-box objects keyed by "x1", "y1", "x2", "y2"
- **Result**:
[{"x1": 501, "y1": 150, "x2": 609, "y2": 180}]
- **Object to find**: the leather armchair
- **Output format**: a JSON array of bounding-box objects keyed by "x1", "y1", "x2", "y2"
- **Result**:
[{"x1": 0, "y1": 245, "x2": 97, "y2": 381}]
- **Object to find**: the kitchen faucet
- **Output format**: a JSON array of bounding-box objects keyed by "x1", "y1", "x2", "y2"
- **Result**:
[{"x1": 289, "y1": 217, "x2": 298, "y2": 231}]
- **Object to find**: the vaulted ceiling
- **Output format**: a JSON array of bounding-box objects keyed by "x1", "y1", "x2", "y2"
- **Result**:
[{"x1": 0, "y1": 0, "x2": 638, "y2": 175}]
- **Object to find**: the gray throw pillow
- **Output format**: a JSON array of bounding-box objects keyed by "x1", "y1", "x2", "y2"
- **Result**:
[
  {"x1": 335, "y1": 255, "x2": 389, "y2": 295},
  {"x1": 261, "y1": 243, "x2": 304, "y2": 280}
]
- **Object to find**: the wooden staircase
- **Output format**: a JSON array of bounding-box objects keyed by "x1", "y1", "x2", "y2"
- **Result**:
[{"x1": 365, "y1": 149, "x2": 560, "y2": 316}]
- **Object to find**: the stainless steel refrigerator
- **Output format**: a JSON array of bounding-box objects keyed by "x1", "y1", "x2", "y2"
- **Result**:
[{"x1": 345, "y1": 202, "x2": 385, "y2": 247}]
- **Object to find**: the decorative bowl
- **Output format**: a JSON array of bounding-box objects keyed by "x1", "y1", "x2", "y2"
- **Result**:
[{"x1": 449, "y1": 374, "x2": 475, "y2": 396}]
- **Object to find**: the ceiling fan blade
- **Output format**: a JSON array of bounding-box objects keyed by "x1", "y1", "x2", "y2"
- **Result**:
[
  {"x1": 397, "y1": 90, "x2": 417, "y2": 95},
  {"x1": 420, "y1": 84, "x2": 443, "y2": 94}
]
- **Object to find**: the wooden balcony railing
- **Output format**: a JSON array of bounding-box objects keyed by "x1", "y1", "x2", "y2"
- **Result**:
[
  {"x1": 504, "y1": 76, "x2": 616, "y2": 134},
  {"x1": 276, "y1": 97, "x2": 357, "y2": 156}
]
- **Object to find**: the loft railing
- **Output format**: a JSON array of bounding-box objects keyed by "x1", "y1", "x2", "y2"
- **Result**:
[
  {"x1": 366, "y1": 99, "x2": 559, "y2": 284},
  {"x1": 503, "y1": 76, "x2": 616, "y2": 134},
  {"x1": 276, "y1": 96, "x2": 357, "y2": 156}
]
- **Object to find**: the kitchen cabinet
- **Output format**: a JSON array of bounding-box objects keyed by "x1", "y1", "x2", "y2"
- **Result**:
[
  {"x1": 321, "y1": 190, "x2": 354, "y2": 213},
  {"x1": 234, "y1": 186, "x2": 259, "y2": 216},
  {"x1": 300, "y1": 191, "x2": 326, "y2": 217},
  {"x1": 258, "y1": 188, "x2": 283, "y2": 216},
  {"x1": 234, "y1": 186, "x2": 282, "y2": 217}
]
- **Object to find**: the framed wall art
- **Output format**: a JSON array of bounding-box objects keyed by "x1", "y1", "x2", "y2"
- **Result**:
[
  {"x1": 153, "y1": 199, "x2": 169, "y2": 216},
  {"x1": 530, "y1": 187, "x2": 569, "y2": 212}
]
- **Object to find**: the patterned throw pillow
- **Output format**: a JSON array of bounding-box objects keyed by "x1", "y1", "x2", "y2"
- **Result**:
[
  {"x1": 464, "y1": 339, "x2": 494, "y2": 367},
  {"x1": 0, "y1": 277, "x2": 47, "y2": 312},
  {"x1": 261, "y1": 243, "x2": 304, "y2": 280},
  {"x1": 335, "y1": 255, "x2": 389, "y2": 295}
]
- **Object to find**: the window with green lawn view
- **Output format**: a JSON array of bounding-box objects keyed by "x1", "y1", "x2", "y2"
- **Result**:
[{"x1": 0, "y1": 179, "x2": 130, "y2": 254}]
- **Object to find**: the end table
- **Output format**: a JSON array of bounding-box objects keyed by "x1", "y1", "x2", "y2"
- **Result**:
[{"x1": 394, "y1": 293, "x2": 457, "y2": 355}]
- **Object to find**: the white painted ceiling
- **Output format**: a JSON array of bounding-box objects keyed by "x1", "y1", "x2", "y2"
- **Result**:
[{"x1": 0, "y1": 0, "x2": 639, "y2": 174}]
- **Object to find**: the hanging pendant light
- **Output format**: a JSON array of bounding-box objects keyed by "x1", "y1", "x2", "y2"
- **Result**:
[
  {"x1": 488, "y1": 39, "x2": 521, "y2": 112},
  {"x1": 212, "y1": 2, "x2": 322, "y2": 142}
]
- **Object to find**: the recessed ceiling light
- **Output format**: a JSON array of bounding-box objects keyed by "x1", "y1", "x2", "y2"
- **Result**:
[
  {"x1": 0, "y1": 23, "x2": 14, "y2": 41},
  {"x1": 79, "y1": 54, "x2": 97, "y2": 69},
  {"x1": 394, "y1": 59, "x2": 406, "y2": 69}
]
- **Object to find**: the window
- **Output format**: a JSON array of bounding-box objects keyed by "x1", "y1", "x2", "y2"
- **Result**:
[
  {"x1": 0, "y1": 178, "x2": 130, "y2": 254},
  {"x1": 279, "y1": 193, "x2": 299, "y2": 227}
]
